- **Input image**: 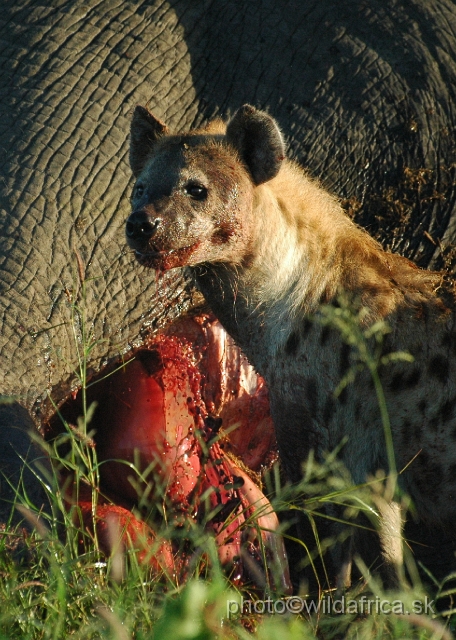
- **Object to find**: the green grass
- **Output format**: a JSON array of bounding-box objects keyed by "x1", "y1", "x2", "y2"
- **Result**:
[
  {"x1": 1, "y1": 288, "x2": 455, "y2": 638},
  {"x1": 1, "y1": 457, "x2": 455, "y2": 639},
  {"x1": 1, "y1": 441, "x2": 455, "y2": 638}
]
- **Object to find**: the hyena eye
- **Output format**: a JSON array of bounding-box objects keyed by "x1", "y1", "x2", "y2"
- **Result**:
[
  {"x1": 185, "y1": 182, "x2": 208, "y2": 201},
  {"x1": 134, "y1": 184, "x2": 145, "y2": 198}
]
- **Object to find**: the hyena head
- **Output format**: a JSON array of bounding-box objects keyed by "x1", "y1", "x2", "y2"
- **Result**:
[{"x1": 126, "y1": 105, "x2": 285, "y2": 270}]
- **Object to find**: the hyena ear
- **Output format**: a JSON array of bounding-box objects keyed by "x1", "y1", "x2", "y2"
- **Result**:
[
  {"x1": 226, "y1": 105, "x2": 285, "y2": 185},
  {"x1": 129, "y1": 105, "x2": 169, "y2": 177}
]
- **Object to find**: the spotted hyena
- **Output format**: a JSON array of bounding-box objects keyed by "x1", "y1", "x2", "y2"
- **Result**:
[{"x1": 125, "y1": 104, "x2": 456, "y2": 584}]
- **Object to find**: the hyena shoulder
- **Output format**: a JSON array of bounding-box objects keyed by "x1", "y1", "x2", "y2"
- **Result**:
[{"x1": 126, "y1": 104, "x2": 456, "y2": 585}]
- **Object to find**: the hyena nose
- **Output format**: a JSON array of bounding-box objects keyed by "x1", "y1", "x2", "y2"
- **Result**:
[{"x1": 126, "y1": 210, "x2": 160, "y2": 249}]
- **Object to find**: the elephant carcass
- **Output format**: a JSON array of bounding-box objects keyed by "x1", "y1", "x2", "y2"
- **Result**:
[
  {"x1": 0, "y1": 0, "x2": 455, "y2": 583},
  {"x1": 0, "y1": 2, "x2": 197, "y2": 521}
]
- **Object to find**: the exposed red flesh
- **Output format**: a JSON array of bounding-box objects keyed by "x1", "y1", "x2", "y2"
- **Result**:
[
  {"x1": 77, "y1": 501, "x2": 177, "y2": 576},
  {"x1": 94, "y1": 350, "x2": 203, "y2": 507},
  {"x1": 54, "y1": 314, "x2": 288, "y2": 593},
  {"x1": 195, "y1": 317, "x2": 278, "y2": 470}
]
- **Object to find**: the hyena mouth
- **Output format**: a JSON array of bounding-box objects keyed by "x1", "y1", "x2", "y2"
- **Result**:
[{"x1": 135, "y1": 242, "x2": 201, "y2": 271}]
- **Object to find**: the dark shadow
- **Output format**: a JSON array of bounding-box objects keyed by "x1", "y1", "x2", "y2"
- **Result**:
[
  {"x1": 0, "y1": 403, "x2": 51, "y2": 526},
  {"x1": 174, "y1": 0, "x2": 456, "y2": 269}
]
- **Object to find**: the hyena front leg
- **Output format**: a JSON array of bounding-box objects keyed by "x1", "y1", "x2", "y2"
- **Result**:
[
  {"x1": 348, "y1": 500, "x2": 403, "y2": 589},
  {"x1": 271, "y1": 396, "x2": 357, "y2": 588},
  {"x1": 271, "y1": 394, "x2": 404, "y2": 589}
]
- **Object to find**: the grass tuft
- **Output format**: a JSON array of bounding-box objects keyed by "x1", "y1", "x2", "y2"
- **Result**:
[{"x1": 1, "y1": 283, "x2": 455, "y2": 639}]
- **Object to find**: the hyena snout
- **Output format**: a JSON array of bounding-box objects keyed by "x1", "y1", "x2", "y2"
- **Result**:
[{"x1": 126, "y1": 209, "x2": 161, "y2": 251}]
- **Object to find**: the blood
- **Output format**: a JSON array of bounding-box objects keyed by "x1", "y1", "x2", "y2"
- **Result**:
[
  {"x1": 75, "y1": 501, "x2": 177, "y2": 577},
  {"x1": 94, "y1": 335, "x2": 204, "y2": 506},
  {"x1": 50, "y1": 314, "x2": 288, "y2": 592},
  {"x1": 164, "y1": 314, "x2": 278, "y2": 470}
]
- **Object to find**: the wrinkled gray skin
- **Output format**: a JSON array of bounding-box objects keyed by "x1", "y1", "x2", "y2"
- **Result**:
[{"x1": 1, "y1": 0, "x2": 455, "y2": 579}]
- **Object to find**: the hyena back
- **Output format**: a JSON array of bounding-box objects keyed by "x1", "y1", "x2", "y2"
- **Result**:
[{"x1": 126, "y1": 104, "x2": 456, "y2": 582}]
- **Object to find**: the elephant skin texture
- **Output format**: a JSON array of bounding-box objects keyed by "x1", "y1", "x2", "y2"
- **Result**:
[{"x1": 0, "y1": 0, "x2": 455, "y2": 583}]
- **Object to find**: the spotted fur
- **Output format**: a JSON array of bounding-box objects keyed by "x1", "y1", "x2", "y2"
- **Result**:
[{"x1": 127, "y1": 104, "x2": 456, "y2": 584}]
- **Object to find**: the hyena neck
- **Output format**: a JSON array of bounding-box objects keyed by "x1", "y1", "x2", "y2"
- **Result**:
[
  {"x1": 249, "y1": 162, "x2": 441, "y2": 318},
  {"x1": 195, "y1": 161, "x2": 444, "y2": 361}
]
